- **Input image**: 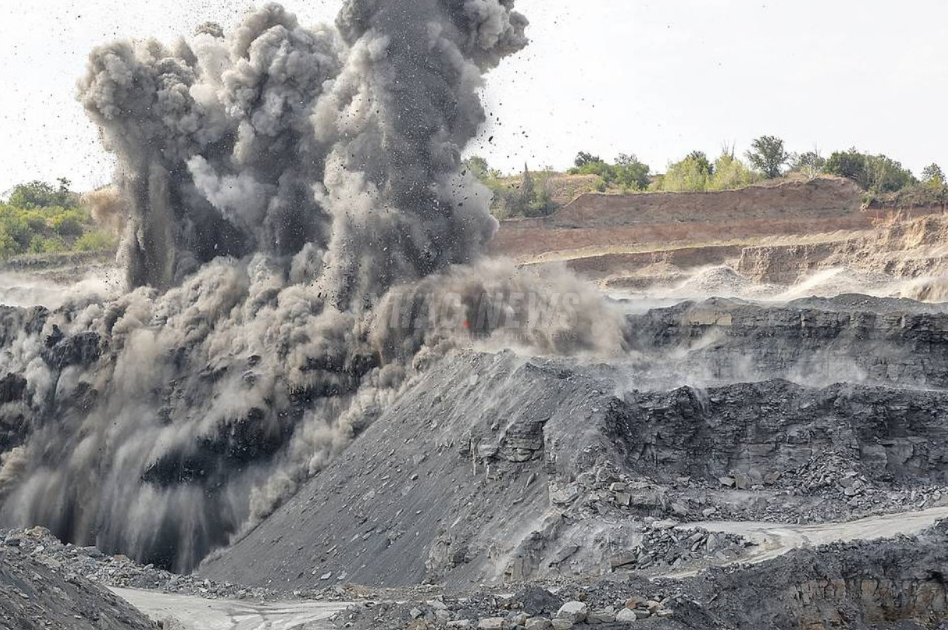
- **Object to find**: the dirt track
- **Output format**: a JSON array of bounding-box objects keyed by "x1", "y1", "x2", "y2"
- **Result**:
[
  {"x1": 111, "y1": 588, "x2": 349, "y2": 630},
  {"x1": 662, "y1": 505, "x2": 948, "y2": 579}
]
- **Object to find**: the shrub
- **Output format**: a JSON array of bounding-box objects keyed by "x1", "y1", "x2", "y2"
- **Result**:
[
  {"x1": 463, "y1": 155, "x2": 500, "y2": 181},
  {"x1": 0, "y1": 179, "x2": 118, "y2": 259},
  {"x1": 661, "y1": 154, "x2": 712, "y2": 192},
  {"x1": 503, "y1": 166, "x2": 556, "y2": 218},
  {"x1": 7, "y1": 178, "x2": 75, "y2": 209},
  {"x1": 574, "y1": 152, "x2": 601, "y2": 168},
  {"x1": 824, "y1": 149, "x2": 868, "y2": 185},
  {"x1": 0, "y1": 227, "x2": 17, "y2": 259},
  {"x1": 28, "y1": 234, "x2": 67, "y2": 255},
  {"x1": 708, "y1": 153, "x2": 760, "y2": 191},
  {"x1": 50, "y1": 209, "x2": 88, "y2": 237},
  {"x1": 75, "y1": 230, "x2": 119, "y2": 252},
  {"x1": 922, "y1": 164, "x2": 945, "y2": 185},
  {"x1": 568, "y1": 153, "x2": 651, "y2": 192},
  {"x1": 864, "y1": 154, "x2": 916, "y2": 192}
]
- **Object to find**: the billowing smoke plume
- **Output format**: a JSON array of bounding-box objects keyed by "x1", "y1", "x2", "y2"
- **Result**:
[
  {"x1": 78, "y1": 1, "x2": 524, "y2": 295},
  {"x1": 0, "y1": 1, "x2": 620, "y2": 572}
]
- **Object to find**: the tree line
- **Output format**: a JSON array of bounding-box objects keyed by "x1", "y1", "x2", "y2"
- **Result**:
[{"x1": 467, "y1": 136, "x2": 946, "y2": 218}]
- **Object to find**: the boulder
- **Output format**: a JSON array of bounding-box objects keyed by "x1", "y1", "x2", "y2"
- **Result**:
[
  {"x1": 616, "y1": 607, "x2": 638, "y2": 623},
  {"x1": 587, "y1": 607, "x2": 616, "y2": 624},
  {"x1": 556, "y1": 601, "x2": 587, "y2": 624}
]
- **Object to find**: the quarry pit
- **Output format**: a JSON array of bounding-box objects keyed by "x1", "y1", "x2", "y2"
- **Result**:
[{"x1": 2, "y1": 1, "x2": 948, "y2": 630}]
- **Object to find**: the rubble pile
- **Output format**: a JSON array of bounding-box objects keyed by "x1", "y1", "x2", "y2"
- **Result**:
[
  {"x1": 328, "y1": 519, "x2": 948, "y2": 630},
  {"x1": 609, "y1": 523, "x2": 750, "y2": 572},
  {"x1": 330, "y1": 586, "x2": 681, "y2": 630},
  {"x1": 0, "y1": 526, "x2": 345, "y2": 601},
  {"x1": 0, "y1": 540, "x2": 154, "y2": 630}
]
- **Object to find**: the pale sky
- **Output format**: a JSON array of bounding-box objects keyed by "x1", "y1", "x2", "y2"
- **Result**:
[{"x1": 1, "y1": 0, "x2": 947, "y2": 193}]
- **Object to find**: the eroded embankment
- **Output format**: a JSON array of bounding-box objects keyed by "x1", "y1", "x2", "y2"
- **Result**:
[
  {"x1": 737, "y1": 212, "x2": 948, "y2": 285},
  {"x1": 490, "y1": 177, "x2": 942, "y2": 264},
  {"x1": 591, "y1": 211, "x2": 948, "y2": 295},
  {"x1": 495, "y1": 180, "x2": 948, "y2": 298}
]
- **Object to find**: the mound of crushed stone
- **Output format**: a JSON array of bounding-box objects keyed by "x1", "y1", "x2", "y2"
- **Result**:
[
  {"x1": 0, "y1": 537, "x2": 153, "y2": 630},
  {"x1": 0, "y1": 526, "x2": 305, "y2": 601},
  {"x1": 672, "y1": 266, "x2": 757, "y2": 297},
  {"x1": 200, "y1": 351, "x2": 616, "y2": 591}
]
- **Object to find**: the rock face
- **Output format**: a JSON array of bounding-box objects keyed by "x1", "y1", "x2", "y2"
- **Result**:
[
  {"x1": 0, "y1": 543, "x2": 154, "y2": 630},
  {"x1": 737, "y1": 213, "x2": 948, "y2": 285},
  {"x1": 682, "y1": 520, "x2": 948, "y2": 630},
  {"x1": 625, "y1": 296, "x2": 948, "y2": 389},
  {"x1": 620, "y1": 379, "x2": 948, "y2": 486}
]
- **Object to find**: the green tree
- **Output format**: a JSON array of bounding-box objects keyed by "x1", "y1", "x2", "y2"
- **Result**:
[
  {"x1": 518, "y1": 163, "x2": 537, "y2": 210},
  {"x1": 499, "y1": 164, "x2": 555, "y2": 218},
  {"x1": 574, "y1": 151, "x2": 602, "y2": 168},
  {"x1": 570, "y1": 153, "x2": 651, "y2": 191},
  {"x1": 463, "y1": 155, "x2": 500, "y2": 180},
  {"x1": 50, "y1": 209, "x2": 87, "y2": 237},
  {"x1": 0, "y1": 179, "x2": 118, "y2": 259},
  {"x1": 0, "y1": 226, "x2": 16, "y2": 258},
  {"x1": 8, "y1": 179, "x2": 75, "y2": 209},
  {"x1": 527, "y1": 169, "x2": 556, "y2": 216},
  {"x1": 824, "y1": 149, "x2": 915, "y2": 192},
  {"x1": 613, "y1": 154, "x2": 651, "y2": 191},
  {"x1": 864, "y1": 154, "x2": 915, "y2": 193},
  {"x1": 746, "y1": 136, "x2": 789, "y2": 179},
  {"x1": 922, "y1": 163, "x2": 945, "y2": 185},
  {"x1": 686, "y1": 151, "x2": 714, "y2": 177}
]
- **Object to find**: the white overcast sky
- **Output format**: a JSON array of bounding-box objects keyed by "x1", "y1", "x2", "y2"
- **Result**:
[{"x1": 1, "y1": 0, "x2": 947, "y2": 193}]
